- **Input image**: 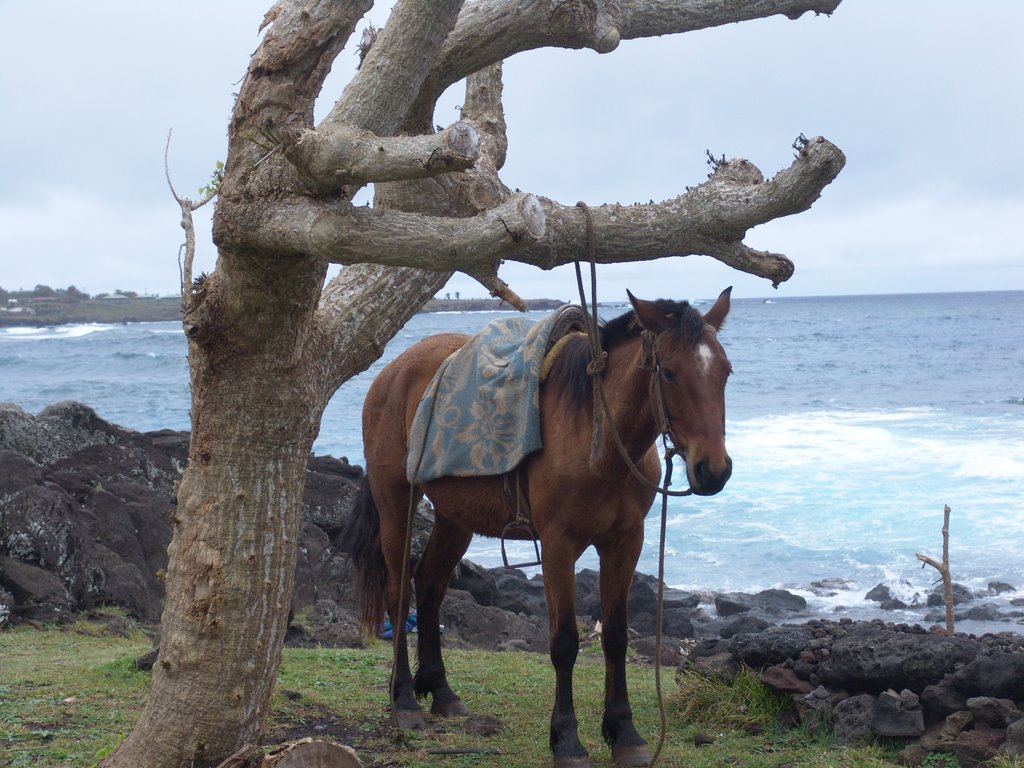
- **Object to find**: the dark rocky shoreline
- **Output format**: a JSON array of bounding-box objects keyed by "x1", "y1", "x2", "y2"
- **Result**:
[
  {"x1": 3, "y1": 401, "x2": 1023, "y2": 764},
  {"x1": 3, "y1": 400, "x2": 1021, "y2": 639}
]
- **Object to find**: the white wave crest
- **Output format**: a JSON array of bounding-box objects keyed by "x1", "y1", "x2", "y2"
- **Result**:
[{"x1": 1, "y1": 323, "x2": 116, "y2": 341}]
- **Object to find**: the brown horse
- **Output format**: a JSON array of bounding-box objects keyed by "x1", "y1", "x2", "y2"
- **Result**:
[{"x1": 345, "y1": 288, "x2": 733, "y2": 767}]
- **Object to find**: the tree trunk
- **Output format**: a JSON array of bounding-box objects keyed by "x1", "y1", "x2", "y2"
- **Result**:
[{"x1": 105, "y1": 257, "x2": 333, "y2": 765}]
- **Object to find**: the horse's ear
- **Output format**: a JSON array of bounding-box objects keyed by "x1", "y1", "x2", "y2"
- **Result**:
[
  {"x1": 703, "y1": 287, "x2": 733, "y2": 331},
  {"x1": 627, "y1": 290, "x2": 673, "y2": 334}
]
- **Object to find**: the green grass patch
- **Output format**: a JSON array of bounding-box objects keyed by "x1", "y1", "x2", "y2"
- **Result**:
[
  {"x1": 0, "y1": 619, "x2": 153, "y2": 767},
  {"x1": 671, "y1": 664, "x2": 791, "y2": 728},
  {"x1": 2, "y1": 619, "x2": 925, "y2": 767}
]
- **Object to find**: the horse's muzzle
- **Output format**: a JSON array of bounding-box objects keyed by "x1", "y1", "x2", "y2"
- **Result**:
[{"x1": 689, "y1": 455, "x2": 732, "y2": 496}]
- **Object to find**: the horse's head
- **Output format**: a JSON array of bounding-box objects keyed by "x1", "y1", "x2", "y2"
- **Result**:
[{"x1": 629, "y1": 288, "x2": 733, "y2": 496}]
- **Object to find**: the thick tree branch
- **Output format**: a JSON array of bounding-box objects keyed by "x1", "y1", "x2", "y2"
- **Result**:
[
  {"x1": 619, "y1": 0, "x2": 842, "y2": 36},
  {"x1": 248, "y1": 192, "x2": 545, "y2": 275},
  {"x1": 512, "y1": 136, "x2": 844, "y2": 286},
  {"x1": 232, "y1": 1, "x2": 369, "y2": 135},
  {"x1": 284, "y1": 120, "x2": 479, "y2": 194},
  {"x1": 460, "y1": 63, "x2": 508, "y2": 171},
  {"x1": 311, "y1": 264, "x2": 452, "y2": 392},
  {"x1": 328, "y1": 0, "x2": 465, "y2": 136},
  {"x1": 257, "y1": 135, "x2": 842, "y2": 290},
  {"x1": 406, "y1": 0, "x2": 843, "y2": 129}
]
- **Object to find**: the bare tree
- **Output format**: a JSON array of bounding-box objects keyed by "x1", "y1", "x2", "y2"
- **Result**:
[{"x1": 102, "y1": 1, "x2": 844, "y2": 766}]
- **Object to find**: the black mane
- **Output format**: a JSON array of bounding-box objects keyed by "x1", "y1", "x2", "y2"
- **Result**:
[{"x1": 546, "y1": 299, "x2": 705, "y2": 412}]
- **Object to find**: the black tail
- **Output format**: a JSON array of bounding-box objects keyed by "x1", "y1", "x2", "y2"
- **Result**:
[{"x1": 340, "y1": 474, "x2": 387, "y2": 636}]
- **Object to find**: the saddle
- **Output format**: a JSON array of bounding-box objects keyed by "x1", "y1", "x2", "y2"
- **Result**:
[{"x1": 406, "y1": 304, "x2": 587, "y2": 484}]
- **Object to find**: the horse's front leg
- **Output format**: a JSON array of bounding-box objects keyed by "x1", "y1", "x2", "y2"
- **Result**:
[
  {"x1": 597, "y1": 530, "x2": 652, "y2": 767},
  {"x1": 413, "y1": 514, "x2": 473, "y2": 716},
  {"x1": 542, "y1": 537, "x2": 591, "y2": 767}
]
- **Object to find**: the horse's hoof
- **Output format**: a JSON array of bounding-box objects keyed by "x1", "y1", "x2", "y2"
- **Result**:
[
  {"x1": 612, "y1": 744, "x2": 652, "y2": 766},
  {"x1": 431, "y1": 698, "x2": 471, "y2": 717},
  {"x1": 394, "y1": 709, "x2": 427, "y2": 730}
]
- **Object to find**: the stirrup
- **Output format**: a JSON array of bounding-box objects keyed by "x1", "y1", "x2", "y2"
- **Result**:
[{"x1": 500, "y1": 520, "x2": 542, "y2": 568}]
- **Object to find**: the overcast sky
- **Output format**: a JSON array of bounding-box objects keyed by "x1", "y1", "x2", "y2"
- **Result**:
[{"x1": 2, "y1": 2, "x2": 1022, "y2": 302}]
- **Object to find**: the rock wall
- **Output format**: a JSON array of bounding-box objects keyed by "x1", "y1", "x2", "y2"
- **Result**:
[{"x1": 686, "y1": 620, "x2": 1024, "y2": 765}]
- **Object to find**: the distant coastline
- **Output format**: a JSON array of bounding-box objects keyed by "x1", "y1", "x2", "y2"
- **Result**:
[
  {"x1": 0, "y1": 295, "x2": 571, "y2": 328},
  {"x1": 418, "y1": 297, "x2": 567, "y2": 313}
]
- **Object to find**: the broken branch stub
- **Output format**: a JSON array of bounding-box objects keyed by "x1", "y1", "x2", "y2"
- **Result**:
[{"x1": 916, "y1": 504, "x2": 954, "y2": 635}]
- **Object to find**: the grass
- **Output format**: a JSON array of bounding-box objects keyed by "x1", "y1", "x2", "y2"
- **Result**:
[
  {"x1": 1, "y1": 613, "x2": 996, "y2": 768},
  {"x1": 0, "y1": 615, "x2": 153, "y2": 767}
]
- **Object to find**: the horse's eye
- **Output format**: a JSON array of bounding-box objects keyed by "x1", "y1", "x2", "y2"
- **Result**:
[{"x1": 660, "y1": 367, "x2": 675, "y2": 382}]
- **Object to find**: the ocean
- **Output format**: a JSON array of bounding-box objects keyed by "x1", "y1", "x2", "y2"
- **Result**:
[{"x1": 3, "y1": 291, "x2": 1023, "y2": 631}]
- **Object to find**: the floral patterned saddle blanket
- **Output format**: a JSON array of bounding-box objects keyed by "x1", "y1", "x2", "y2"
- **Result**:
[{"x1": 406, "y1": 304, "x2": 587, "y2": 483}]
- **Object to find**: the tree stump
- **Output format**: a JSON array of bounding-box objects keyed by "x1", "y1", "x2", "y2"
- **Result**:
[{"x1": 261, "y1": 740, "x2": 363, "y2": 768}]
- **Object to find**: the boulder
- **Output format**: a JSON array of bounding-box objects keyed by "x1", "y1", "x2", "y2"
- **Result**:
[
  {"x1": 0, "y1": 403, "x2": 367, "y2": 626},
  {"x1": 954, "y1": 725, "x2": 1006, "y2": 768},
  {"x1": 966, "y1": 696, "x2": 1023, "y2": 728},
  {"x1": 761, "y1": 665, "x2": 814, "y2": 695},
  {"x1": 719, "y1": 615, "x2": 769, "y2": 638},
  {"x1": 752, "y1": 588, "x2": 807, "y2": 614},
  {"x1": 714, "y1": 594, "x2": 751, "y2": 617},
  {"x1": 794, "y1": 685, "x2": 846, "y2": 734},
  {"x1": 926, "y1": 583, "x2": 978, "y2": 607},
  {"x1": 658, "y1": 605, "x2": 695, "y2": 639},
  {"x1": 954, "y1": 651, "x2": 1024, "y2": 699},
  {"x1": 484, "y1": 567, "x2": 547, "y2": 618},
  {"x1": 0, "y1": 401, "x2": 128, "y2": 465},
  {"x1": 964, "y1": 603, "x2": 1015, "y2": 622},
  {"x1": 864, "y1": 580, "x2": 923, "y2": 610},
  {"x1": 0, "y1": 555, "x2": 75, "y2": 621},
  {"x1": 680, "y1": 638, "x2": 740, "y2": 682},
  {"x1": 1001, "y1": 718, "x2": 1024, "y2": 759},
  {"x1": 302, "y1": 455, "x2": 363, "y2": 535},
  {"x1": 817, "y1": 625, "x2": 981, "y2": 693},
  {"x1": 440, "y1": 591, "x2": 546, "y2": 651},
  {"x1": 450, "y1": 560, "x2": 499, "y2": 607},
  {"x1": 920, "y1": 709, "x2": 973, "y2": 753},
  {"x1": 833, "y1": 694, "x2": 876, "y2": 743},
  {"x1": 896, "y1": 744, "x2": 928, "y2": 766},
  {"x1": 872, "y1": 689, "x2": 925, "y2": 738},
  {"x1": 632, "y1": 635, "x2": 689, "y2": 666},
  {"x1": 920, "y1": 681, "x2": 970, "y2": 721},
  {"x1": 989, "y1": 582, "x2": 1016, "y2": 595},
  {"x1": 727, "y1": 625, "x2": 816, "y2": 668}
]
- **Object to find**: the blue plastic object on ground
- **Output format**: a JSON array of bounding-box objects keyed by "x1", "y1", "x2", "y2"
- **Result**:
[{"x1": 378, "y1": 613, "x2": 417, "y2": 640}]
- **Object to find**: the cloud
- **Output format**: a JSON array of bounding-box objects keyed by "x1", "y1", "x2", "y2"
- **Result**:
[
  {"x1": 0, "y1": 187, "x2": 214, "y2": 296},
  {"x1": 750, "y1": 190, "x2": 1024, "y2": 295},
  {"x1": 1, "y1": 1, "x2": 1022, "y2": 300}
]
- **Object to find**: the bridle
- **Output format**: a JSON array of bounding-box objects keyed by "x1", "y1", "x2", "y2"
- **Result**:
[
  {"x1": 641, "y1": 323, "x2": 722, "y2": 487},
  {"x1": 574, "y1": 202, "x2": 701, "y2": 499}
]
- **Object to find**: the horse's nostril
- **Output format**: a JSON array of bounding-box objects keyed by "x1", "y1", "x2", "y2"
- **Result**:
[{"x1": 694, "y1": 456, "x2": 731, "y2": 494}]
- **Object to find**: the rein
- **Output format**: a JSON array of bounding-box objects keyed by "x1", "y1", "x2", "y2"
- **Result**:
[
  {"x1": 572, "y1": 202, "x2": 693, "y2": 499},
  {"x1": 574, "y1": 201, "x2": 697, "y2": 768}
]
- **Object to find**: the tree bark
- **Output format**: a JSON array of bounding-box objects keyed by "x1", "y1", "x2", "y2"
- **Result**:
[{"x1": 102, "y1": 1, "x2": 845, "y2": 766}]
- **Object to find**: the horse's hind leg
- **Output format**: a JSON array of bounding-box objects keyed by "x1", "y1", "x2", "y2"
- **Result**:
[
  {"x1": 373, "y1": 474, "x2": 427, "y2": 730},
  {"x1": 597, "y1": 531, "x2": 651, "y2": 767},
  {"x1": 413, "y1": 513, "x2": 473, "y2": 716}
]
